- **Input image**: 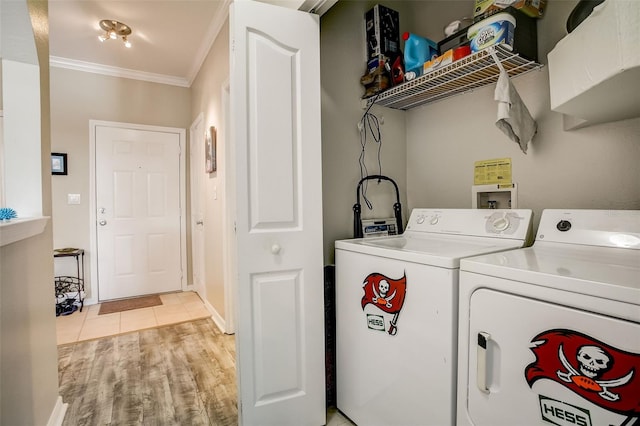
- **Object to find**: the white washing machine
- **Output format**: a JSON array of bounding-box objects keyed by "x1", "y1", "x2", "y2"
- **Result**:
[
  {"x1": 456, "y1": 209, "x2": 640, "y2": 426},
  {"x1": 335, "y1": 208, "x2": 534, "y2": 426}
]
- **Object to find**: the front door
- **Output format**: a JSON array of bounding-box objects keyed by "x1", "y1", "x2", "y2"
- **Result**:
[
  {"x1": 95, "y1": 124, "x2": 183, "y2": 301},
  {"x1": 230, "y1": 2, "x2": 325, "y2": 424}
]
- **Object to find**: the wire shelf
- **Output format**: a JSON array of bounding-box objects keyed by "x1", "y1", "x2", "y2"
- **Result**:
[{"x1": 368, "y1": 44, "x2": 544, "y2": 110}]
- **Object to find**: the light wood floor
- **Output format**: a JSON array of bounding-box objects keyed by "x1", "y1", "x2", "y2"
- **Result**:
[
  {"x1": 59, "y1": 318, "x2": 238, "y2": 425},
  {"x1": 57, "y1": 292, "x2": 355, "y2": 425}
]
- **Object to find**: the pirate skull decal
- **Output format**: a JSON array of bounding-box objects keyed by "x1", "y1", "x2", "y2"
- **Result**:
[
  {"x1": 378, "y1": 280, "x2": 390, "y2": 298},
  {"x1": 526, "y1": 329, "x2": 640, "y2": 417},
  {"x1": 371, "y1": 279, "x2": 396, "y2": 309},
  {"x1": 557, "y1": 343, "x2": 633, "y2": 402},
  {"x1": 577, "y1": 345, "x2": 612, "y2": 379},
  {"x1": 361, "y1": 273, "x2": 407, "y2": 336}
]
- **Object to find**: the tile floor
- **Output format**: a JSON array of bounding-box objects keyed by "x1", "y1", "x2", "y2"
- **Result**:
[
  {"x1": 327, "y1": 407, "x2": 356, "y2": 426},
  {"x1": 56, "y1": 291, "x2": 211, "y2": 345}
]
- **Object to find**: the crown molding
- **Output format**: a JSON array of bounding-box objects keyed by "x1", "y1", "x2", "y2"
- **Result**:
[
  {"x1": 186, "y1": 0, "x2": 232, "y2": 86},
  {"x1": 49, "y1": 56, "x2": 190, "y2": 87}
]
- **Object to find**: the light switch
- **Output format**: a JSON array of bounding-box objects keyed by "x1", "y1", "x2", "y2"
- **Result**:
[{"x1": 68, "y1": 193, "x2": 81, "y2": 205}]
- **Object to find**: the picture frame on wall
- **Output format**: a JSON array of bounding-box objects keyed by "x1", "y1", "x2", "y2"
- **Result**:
[
  {"x1": 51, "y1": 152, "x2": 68, "y2": 175},
  {"x1": 205, "y1": 126, "x2": 217, "y2": 173}
]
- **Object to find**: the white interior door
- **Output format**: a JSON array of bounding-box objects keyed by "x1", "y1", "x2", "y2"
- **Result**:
[
  {"x1": 190, "y1": 114, "x2": 206, "y2": 297},
  {"x1": 230, "y1": 2, "x2": 325, "y2": 424},
  {"x1": 95, "y1": 124, "x2": 183, "y2": 301}
]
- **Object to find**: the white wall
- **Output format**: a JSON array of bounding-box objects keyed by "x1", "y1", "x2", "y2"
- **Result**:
[
  {"x1": 320, "y1": 1, "x2": 411, "y2": 264},
  {"x1": 320, "y1": 0, "x2": 640, "y2": 261}
]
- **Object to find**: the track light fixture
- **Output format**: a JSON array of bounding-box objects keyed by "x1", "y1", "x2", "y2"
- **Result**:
[{"x1": 98, "y1": 19, "x2": 132, "y2": 48}]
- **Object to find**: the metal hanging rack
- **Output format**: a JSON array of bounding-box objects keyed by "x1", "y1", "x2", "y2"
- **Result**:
[{"x1": 368, "y1": 44, "x2": 544, "y2": 110}]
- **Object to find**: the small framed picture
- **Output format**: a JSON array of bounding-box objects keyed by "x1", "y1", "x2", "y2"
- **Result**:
[
  {"x1": 51, "y1": 153, "x2": 68, "y2": 175},
  {"x1": 205, "y1": 126, "x2": 217, "y2": 173}
]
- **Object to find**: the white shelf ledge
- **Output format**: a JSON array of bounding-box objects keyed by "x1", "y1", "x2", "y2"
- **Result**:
[
  {"x1": 0, "y1": 217, "x2": 50, "y2": 247},
  {"x1": 369, "y1": 44, "x2": 543, "y2": 110}
]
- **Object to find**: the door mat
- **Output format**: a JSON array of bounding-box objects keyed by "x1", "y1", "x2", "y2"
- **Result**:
[{"x1": 99, "y1": 295, "x2": 162, "y2": 315}]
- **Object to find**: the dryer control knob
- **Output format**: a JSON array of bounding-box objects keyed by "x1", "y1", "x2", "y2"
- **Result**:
[
  {"x1": 557, "y1": 220, "x2": 572, "y2": 232},
  {"x1": 429, "y1": 215, "x2": 439, "y2": 225},
  {"x1": 416, "y1": 215, "x2": 425, "y2": 224}
]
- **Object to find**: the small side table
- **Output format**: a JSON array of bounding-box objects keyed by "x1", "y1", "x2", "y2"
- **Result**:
[{"x1": 54, "y1": 248, "x2": 85, "y2": 314}]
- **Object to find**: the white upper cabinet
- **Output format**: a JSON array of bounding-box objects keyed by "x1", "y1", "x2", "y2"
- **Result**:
[{"x1": 548, "y1": 0, "x2": 640, "y2": 128}]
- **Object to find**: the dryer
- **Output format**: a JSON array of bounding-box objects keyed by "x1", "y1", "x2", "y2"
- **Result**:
[
  {"x1": 335, "y1": 208, "x2": 533, "y2": 426},
  {"x1": 456, "y1": 209, "x2": 640, "y2": 426}
]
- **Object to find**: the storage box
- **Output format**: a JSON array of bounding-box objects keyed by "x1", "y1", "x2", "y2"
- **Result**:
[
  {"x1": 362, "y1": 218, "x2": 399, "y2": 237},
  {"x1": 365, "y1": 5, "x2": 400, "y2": 59},
  {"x1": 423, "y1": 49, "x2": 454, "y2": 74},
  {"x1": 473, "y1": 0, "x2": 546, "y2": 20}
]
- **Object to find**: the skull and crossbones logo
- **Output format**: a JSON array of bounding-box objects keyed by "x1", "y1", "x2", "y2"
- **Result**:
[
  {"x1": 371, "y1": 279, "x2": 396, "y2": 309},
  {"x1": 557, "y1": 344, "x2": 634, "y2": 401}
]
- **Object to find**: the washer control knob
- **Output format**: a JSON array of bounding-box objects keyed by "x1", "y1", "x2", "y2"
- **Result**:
[
  {"x1": 492, "y1": 215, "x2": 510, "y2": 232},
  {"x1": 271, "y1": 244, "x2": 281, "y2": 254},
  {"x1": 429, "y1": 215, "x2": 439, "y2": 225},
  {"x1": 416, "y1": 215, "x2": 425, "y2": 224},
  {"x1": 556, "y1": 220, "x2": 572, "y2": 232}
]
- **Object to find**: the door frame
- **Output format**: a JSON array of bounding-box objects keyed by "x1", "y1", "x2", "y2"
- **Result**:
[
  {"x1": 221, "y1": 79, "x2": 236, "y2": 334},
  {"x1": 189, "y1": 112, "x2": 207, "y2": 299},
  {"x1": 88, "y1": 120, "x2": 187, "y2": 305}
]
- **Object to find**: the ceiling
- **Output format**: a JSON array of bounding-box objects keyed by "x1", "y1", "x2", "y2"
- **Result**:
[{"x1": 48, "y1": 0, "x2": 231, "y2": 87}]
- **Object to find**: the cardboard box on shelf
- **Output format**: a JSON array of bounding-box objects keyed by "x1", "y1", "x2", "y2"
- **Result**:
[
  {"x1": 473, "y1": 0, "x2": 546, "y2": 20},
  {"x1": 423, "y1": 50, "x2": 454, "y2": 74},
  {"x1": 365, "y1": 4, "x2": 400, "y2": 59}
]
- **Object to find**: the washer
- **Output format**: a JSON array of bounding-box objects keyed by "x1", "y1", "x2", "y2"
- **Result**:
[
  {"x1": 335, "y1": 208, "x2": 534, "y2": 426},
  {"x1": 456, "y1": 209, "x2": 640, "y2": 426}
]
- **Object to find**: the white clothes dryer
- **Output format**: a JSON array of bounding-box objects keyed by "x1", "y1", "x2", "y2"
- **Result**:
[
  {"x1": 335, "y1": 209, "x2": 533, "y2": 426},
  {"x1": 456, "y1": 209, "x2": 640, "y2": 426}
]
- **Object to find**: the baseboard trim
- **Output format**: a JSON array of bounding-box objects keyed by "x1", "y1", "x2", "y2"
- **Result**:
[
  {"x1": 202, "y1": 298, "x2": 227, "y2": 333},
  {"x1": 47, "y1": 396, "x2": 68, "y2": 426}
]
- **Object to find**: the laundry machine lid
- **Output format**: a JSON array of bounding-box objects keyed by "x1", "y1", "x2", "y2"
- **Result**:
[
  {"x1": 335, "y1": 233, "x2": 528, "y2": 268},
  {"x1": 336, "y1": 209, "x2": 533, "y2": 268},
  {"x1": 460, "y1": 242, "x2": 640, "y2": 303}
]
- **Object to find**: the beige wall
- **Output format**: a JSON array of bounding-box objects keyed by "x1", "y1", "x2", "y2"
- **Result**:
[
  {"x1": 50, "y1": 68, "x2": 191, "y2": 300},
  {"x1": 320, "y1": 0, "x2": 640, "y2": 262},
  {"x1": 190, "y1": 19, "x2": 229, "y2": 318},
  {"x1": 1, "y1": 0, "x2": 60, "y2": 424},
  {"x1": 404, "y1": 0, "x2": 640, "y2": 228},
  {"x1": 320, "y1": 1, "x2": 411, "y2": 264}
]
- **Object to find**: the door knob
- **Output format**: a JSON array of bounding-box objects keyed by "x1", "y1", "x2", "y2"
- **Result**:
[
  {"x1": 99, "y1": 220, "x2": 107, "y2": 226},
  {"x1": 271, "y1": 244, "x2": 281, "y2": 254}
]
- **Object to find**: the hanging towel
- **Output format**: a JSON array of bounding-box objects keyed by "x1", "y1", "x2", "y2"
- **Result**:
[{"x1": 494, "y1": 68, "x2": 537, "y2": 154}]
